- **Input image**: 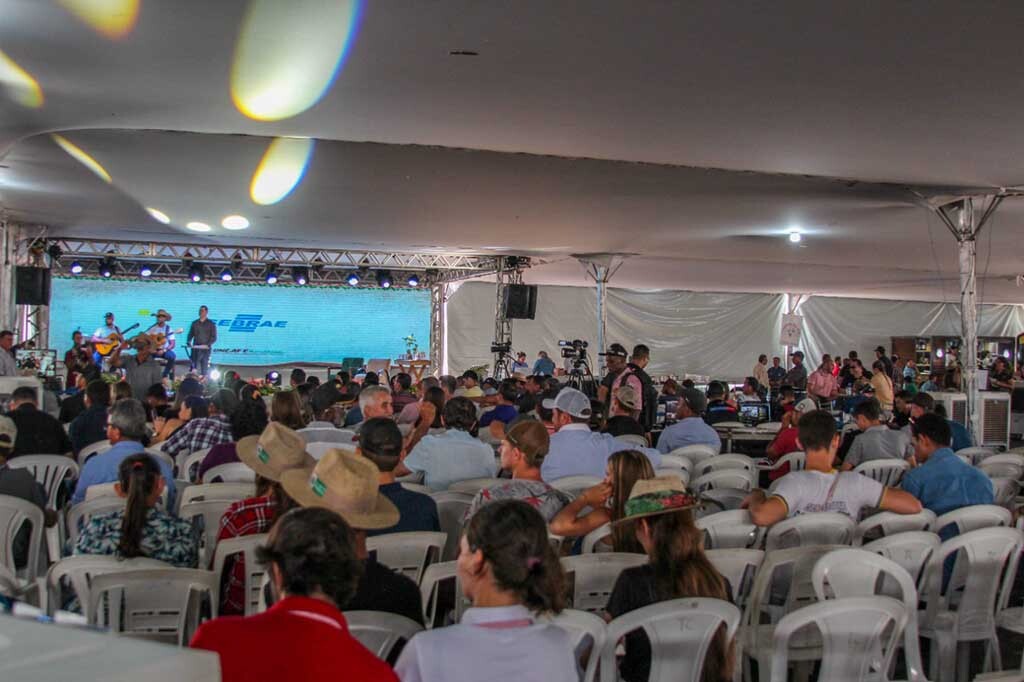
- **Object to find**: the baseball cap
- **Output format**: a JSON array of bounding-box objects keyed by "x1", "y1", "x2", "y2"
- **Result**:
[
  {"x1": 794, "y1": 398, "x2": 817, "y2": 413},
  {"x1": 615, "y1": 384, "x2": 639, "y2": 411},
  {"x1": 598, "y1": 343, "x2": 628, "y2": 358},
  {"x1": 790, "y1": 350, "x2": 804, "y2": 359},
  {"x1": 542, "y1": 387, "x2": 592, "y2": 419},
  {"x1": 0, "y1": 416, "x2": 16, "y2": 447},
  {"x1": 678, "y1": 387, "x2": 708, "y2": 414}
]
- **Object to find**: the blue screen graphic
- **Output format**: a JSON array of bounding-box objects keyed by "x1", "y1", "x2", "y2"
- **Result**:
[{"x1": 50, "y1": 277, "x2": 430, "y2": 366}]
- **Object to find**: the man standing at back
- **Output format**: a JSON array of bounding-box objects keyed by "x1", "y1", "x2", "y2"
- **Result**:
[
  {"x1": 624, "y1": 344, "x2": 658, "y2": 432},
  {"x1": 785, "y1": 351, "x2": 808, "y2": 390},
  {"x1": 186, "y1": 306, "x2": 217, "y2": 377},
  {"x1": 753, "y1": 355, "x2": 770, "y2": 392}
]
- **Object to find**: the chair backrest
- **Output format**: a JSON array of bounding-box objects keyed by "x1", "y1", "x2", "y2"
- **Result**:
[
  {"x1": 549, "y1": 475, "x2": 604, "y2": 498},
  {"x1": 401, "y1": 481, "x2": 433, "y2": 495},
  {"x1": 432, "y1": 493, "x2": 471, "y2": 561},
  {"x1": 691, "y1": 469, "x2": 756, "y2": 493},
  {"x1": 77, "y1": 439, "x2": 111, "y2": 465},
  {"x1": 854, "y1": 509, "x2": 936, "y2": 544},
  {"x1": 852, "y1": 458, "x2": 909, "y2": 487},
  {"x1": 978, "y1": 456, "x2": 1024, "y2": 480},
  {"x1": 617, "y1": 434, "x2": 649, "y2": 448},
  {"x1": 667, "y1": 445, "x2": 718, "y2": 465},
  {"x1": 771, "y1": 450, "x2": 806, "y2": 472},
  {"x1": 658, "y1": 454, "x2": 693, "y2": 474},
  {"x1": 861, "y1": 531, "x2": 940, "y2": 585},
  {"x1": 581, "y1": 523, "x2": 613, "y2": 554},
  {"x1": 990, "y1": 477, "x2": 1020, "y2": 509},
  {"x1": 366, "y1": 531, "x2": 446, "y2": 584},
  {"x1": 561, "y1": 552, "x2": 647, "y2": 613},
  {"x1": 705, "y1": 548, "x2": 764, "y2": 610},
  {"x1": 180, "y1": 448, "x2": 210, "y2": 483},
  {"x1": 602, "y1": 597, "x2": 741, "y2": 682},
  {"x1": 695, "y1": 510, "x2": 763, "y2": 550},
  {"x1": 344, "y1": 610, "x2": 423, "y2": 661},
  {"x1": 765, "y1": 512, "x2": 856, "y2": 551},
  {"x1": 770, "y1": 596, "x2": 907, "y2": 682},
  {"x1": 211, "y1": 533, "x2": 269, "y2": 616},
  {"x1": 933, "y1": 504, "x2": 1011, "y2": 536},
  {"x1": 177, "y1": 482, "x2": 254, "y2": 509},
  {"x1": 418, "y1": 560, "x2": 470, "y2": 628},
  {"x1": 66, "y1": 496, "x2": 127, "y2": 549},
  {"x1": 179, "y1": 499, "x2": 237, "y2": 569},
  {"x1": 86, "y1": 567, "x2": 217, "y2": 645},
  {"x1": 549, "y1": 609, "x2": 607, "y2": 682},
  {"x1": 305, "y1": 441, "x2": 340, "y2": 460},
  {"x1": 6, "y1": 455, "x2": 80, "y2": 509},
  {"x1": 45, "y1": 554, "x2": 170, "y2": 617},
  {"x1": 203, "y1": 462, "x2": 256, "y2": 483},
  {"x1": 697, "y1": 488, "x2": 748, "y2": 514},
  {"x1": 694, "y1": 453, "x2": 757, "y2": 476},
  {"x1": 0, "y1": 494, "x2": 45, "y2": 582},
  {"x1": 447, "y1": 477, "x2": 506, "y2": 495},
  {"x1": 954, "y1": 446, "x2": 996, "y2": 465},
  {"x1": 144, "y1": 448, "x2": 176, "y2": 473}
]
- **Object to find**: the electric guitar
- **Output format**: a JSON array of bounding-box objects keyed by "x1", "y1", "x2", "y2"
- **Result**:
[{"x1": 93, "y1": 323, "x2": 140, "y2": 356}]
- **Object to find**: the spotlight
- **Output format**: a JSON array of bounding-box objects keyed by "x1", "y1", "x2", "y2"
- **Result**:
[
  {"x1": 407, "y1": 273, "x2": 420, "y2": 287},
  {"x1": 292, "y1": 266, "x2": 308, "y2": 285},
  {"x1": 788, "y1": 229, "x2": 802, "y2": 243},
  {"x1": 99, "y1": 256, "x2": 116, "y2": 278},
  {"x1": 209, "y1": 368, "x2": 222, "y2": 381},
  {"x1": 47, "y1": 244, "x2": 63, "y2": 262},
  {"x1": 139, "y1": 263, "x2": 153, "y2": 278},
  {"x1": 346, "y1": 271, "x2": 360, "y2": 286},
  {"x1": 69, "y1": 261, "x2": 84, "y2": 275},
  {"x1": 188, "y1": 264, "x2": 204, "y2": 282},
  {"x1": 265, "y1": 266, "x2": 279, "y2": 284},
  {"x1": 219, "y1": 267, "x2": 234, "y2": 282},
  {"x1": 266, "y1": 370, "x2": 281, "y2": 386},
  {"x1": 377, "y1": 270, "x2": 392, "y2": 289}
]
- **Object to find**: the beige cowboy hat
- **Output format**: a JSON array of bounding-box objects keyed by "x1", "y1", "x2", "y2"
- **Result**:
[
  {"x1": 611, "y1": 475, "x2": 701, "y2": 525},
  {"x1": 280, "y1": 448, "x2": 399, "y2": 530},
  {"x1": 151, "y1": 309, "x2": 173, "y2": 320},
  {"x1": 129, "y1": 333, "x2": 156, "y2": 352},
  {"x1": 237, "y1": 422, "x2": 316, "y2": 482}
]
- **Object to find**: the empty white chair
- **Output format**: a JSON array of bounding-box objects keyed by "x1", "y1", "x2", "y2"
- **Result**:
[
  {"x1": 764, "y1": 512, "x2": 856, "y2": 551},
  {"x1": 933, "y1": 504, "x2": 1010, "y2": 536},
  {"x1": 954, "y1": 446, "x2": 996, "y2": 465},
  {"x1": 693, "y1": 453, "x2": 757, "y2": 476},
  {"x1": 66, "y1": 496, "x2": 126, "y2": 549},
  {"x1": 978, "y1": 453, "x2": 1024, "y2": 479},
  {"x1": 431, "y1": 491, "x2": 472, "y2": 561},
  {"x1": 691, "y1": 469, "x2": 756, "y2": 493},
  {"x1": 447, "y1": 477, "x2": 505, "y2": 495},
  {"x1": 203, "y1": 462, "x2": 256, "y2": 483},
  {"x1": 0, "y1": 494, "x2": 45, "y2": 584},
  {"x1": 854, "y1": 509, "x2": 936, "y2": 544},
  {"x1": 658, "y1": 453, "x2": 693, "y2": 474},
  {"x1": 581, "y1": 523, "x2": 612, "y2": 554},
  {"x1": 549, "y1": 475, "x2": 604, "y2": 498},
  {"x1": 862, "y1": 531, "x2": 940, "y2": 585},
  {"x1": 549, "y1": 609, "x2": 606, "y2": 682},
  {"x1": 770, "y1": 596, "x2": 907, "y2": 682},
  {"x1": 695, "y1": 510, "x2": 763, "y2": 549},
  {"x1": 176, "y1": 482, "x2": 254, "y2": 509},
  {"x1": 211, "y1": 533, "x2": 268, "y2": 616},
  {"x1": 77, "y1": 440, "x2": 110, "y2": 465},
  {"x1": 989, "y1": 477, "x2": 1020, "y2": 509},
  {"x1": 853, "y1": 458, "x2": 910, "y2": 487},
  {"x1": 44, "y1": 554, "x2": 170, "y2": 617},
  {"x1": 6, "y1": 455, "x2": 79, "y2": 508},
  {"x1": 366, "y1": 531, "x2": 446, "y2": 584},
  {"x1": 918, "y1": 526, "x2": 1024, "y2": 682},
  {"x1": 667, "y1": 445, "x2": 718, "y2": 466},
  {"x1": 600, "y1": 597, "x2": 740, "y2": 682},
  {"x1": 178, "y1": 499, "x2": 236, "y2": 568},
  {"x1": 345, "y1": 610, "x2": 423, "y2": 661},
  {"x1": 179, "y1": 448, "x2": 210, "y2": 482},
  {"x1": 561, "y1": 553, "x2": 647, "y2": 613},
  {"x1": 86, "y1": 567, "x2": 218, "y2": 645},
  {"x1": 705, "y1": 548, "x2": 763, "y2": 610}
]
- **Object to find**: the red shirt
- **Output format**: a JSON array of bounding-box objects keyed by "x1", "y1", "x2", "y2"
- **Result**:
[
  {"x1": 216, "y1": 494, "x2": 277, "y2": 614},
  {"x1": 767, "y1": 427, "x2": 801, "y2": 480},
  {"x1": 191, "y1": 596, "x2": 397, "y2": 682}
]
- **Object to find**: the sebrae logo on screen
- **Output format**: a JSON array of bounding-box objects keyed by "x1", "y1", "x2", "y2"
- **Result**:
[{"x1": 212, "y1": 314, "x2": 288, "y2": 333}]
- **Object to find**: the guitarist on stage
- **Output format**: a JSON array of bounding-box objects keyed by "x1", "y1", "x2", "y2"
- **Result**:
[
  {"x1": 145, "y1": 308, "x2": 177, "y2": 380},
  {"x1": 90, "y1": 312, "x2": 124, "y2": 368}
]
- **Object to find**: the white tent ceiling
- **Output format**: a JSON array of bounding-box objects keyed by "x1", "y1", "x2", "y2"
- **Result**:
[{"x1": 1, "y1": 0, "x2": 1023, "y2": 302}]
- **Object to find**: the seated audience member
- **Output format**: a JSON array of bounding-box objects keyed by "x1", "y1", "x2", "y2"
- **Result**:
[
  {"x1": 345, "y1": 384, "x2": 394, "y2": 429},
  {"x1": 908, "y1": 392, "x2": 972, "y2": 451},
  {"x1": 390, "y1": 373, "x2": 417, "y2": 414},
  {"x1": 198, "y1": 395, "x2": 269, "y2": 480},
  {"x1": 657, "y1": 388, "x2": 721, "y2": 454},
  {"x1": 416, "y1": 385, "x2": 446, "y2": 433},
  {"x1": 298, "y1": 384, "x2": 351, "y2": 444},
  {"x1": 72, "y1": 399, "x2": 177, "y2": 506},
  {"x1": 160, "y1": 395, "x2": 233, "y2": 459},
  {"x1": 8, "y1": 386, "x2": 72, "y2": 457},
  {"x1": 920, "y1": 372, "x2": 942, "y2": 393},
  {"x1": 703, "y1": 382, "x2": 738, "y2": 425},
  {"x1": 479, "y1": 379, "x2": 520, "y2": 428},
  {"x1": 396, "y1": 397, "x2": 495, "y2": 491},
  {"x1": 743, "y1": 410, "x2": 921, "y2": 527},
  {"x1": 358, "y1": 418, "x2": 439, "y2": 536},
  {"x1": 549, "y1": 450, "x2": 655, "y2": 553},
  {"x1": 144, "y1": 383, "x2": 173, "y2": 421},
  {"x1": 397, "y1": 377, "x2": 440, "y2": 425},
  {"x1": 69, "y1": 379, "x2": 112, "y2": 456},
  {"x1": 395, "y1": 500, "x2": 576, "y2": 682},
  {"x1": 540, "y1": 388, "x2": 661, "y2": 481},
  {"x1": 150, "y1": 377, "x2": 205, "y2": 441},
  {"x1": 192, "y1": 507, "x2": 398, "y2": 682},
  {"x1": 890, "y1": 389, "x2": 912, "y2": 428},
  {"x1": 0, "y1": 416, "x2": 57, "y2": 567},
  {"x1": 844, "y1": 359, "x2": 873, "y2": 393},
  {"x1": 871, "y1": 360, "x2": 896, "y2": 413},
  {"x1": 289, "y1": 368, "x2": 306, "y2": 388},
  {"x1": 736, "y1": 377, "x2": 761, "y2": 402},
  {"x1": 764, "y1": 398, "x2": 817, "y2": 480},
  {"x1": 110, "y1": 380, "x2": 132, "y2": 403},
  {"x1": 610, "y1": 384, "x2": 641, "y2": 419},
  {"x1": 901, "y1": 413, "x2": 993, "y2": 522},
  {"x1": 806, "y1": 354, "x2": 840, "y2": 403},
  {"x1": 658, "y1": 378, "x2": 680, "y2": 404},
  {"x1": 305, "y1": 376, "x2": 321, "y2": 388},
  {"x1": 840, "y1": 399, "x2": 913, "y2": 470},
  {"x1": 606, "y1": 477, "x2": 734, "y2": 682},
  {"x1": 75, "y1": 453, "x2": 196, "y2": 566},
  {"x1": 280, "y1": 448, "x2": 423, "y2": 624},
  {"x1": 217, "y1": 422, "x2": 308, "y2": 614},
  {"x1": 437, "y1": 374, "x2": 457, "y2": 400},
  {"x1": 467, "y1": 420, "x2": 570, "y2": 523},
  {"x1": 536, "y1": 387, "x2": 560, "y2": 435},
  {"x1": 58, "y1": 375, "x2": 89, "y2": 424},
  {"x1": 455, "y1": 370, "x2": 484, "y2": 398},
  {"x1": 271, "y1": 390, "x2": 308, "y2": 431},
  {"x1": 603, "y1": 414, "x2": 646, "y2": 441}
]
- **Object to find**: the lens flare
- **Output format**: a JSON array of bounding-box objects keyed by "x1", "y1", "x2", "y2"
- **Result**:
[
  {"x1": 250, "y1": 137, "x2": 314, "y2": 205},
  {"x1": 146, "y1": 207, "x2": 170, "y2": 224},
  {"x1": 186, "y1": 221, "x2": 212, "y2": 233},
  {"x1": 221, "y1": 214, "x2": 250, "y2": 230},
  {"x1": 51, "y1": 134, "x2": 112, "y2": 183},
  {"x1": 231, "y1": 0, "x2": 363, "y2": 121},
  {"x1": 0, "y1": 49, "x2": 44, "y2": 108},
  {"x1": 58, "y1": 0, "x2": 140, "y2": 39}
]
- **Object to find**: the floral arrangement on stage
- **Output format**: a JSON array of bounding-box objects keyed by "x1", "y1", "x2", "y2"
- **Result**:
[
  {"x1": 245, "y1": 377, "x2": 282, "y2": 396},
  {"x1": 403, "y1": 333, "x2": 419, "y2": 358}
]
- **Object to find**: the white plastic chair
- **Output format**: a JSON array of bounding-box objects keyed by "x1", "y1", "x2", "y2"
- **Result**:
[
  {"x1": 989, "y1": 477, "x2": 1020, "y2": 510},
  {"x1": 705, "y1": 548, "x2": 763, "y2": 610},
  {"x1": 344, "y1": 610, "x2": 423, "y2": 661},
  {"x1": 600, "y1": 597, "x2": 740, "y2": 682},
  {"x1": 0, "y1": 494, "x2": 45, "y2": 584},
  {"x1": 144, "y1": 448, "x2": 176, "y2": 473},
  {"x1": 6, "y1": 455, "x2": 79, "y2": 508},
  {"x1": 549, "y1": 609, "x2": 606, "y2": 682},
  {"x1": 854, "y1": 509, "x2": 937, "y2": 544},
  {"x1": 179, "y1": 499, "x2": 236, "y2": 569},
  {"x1": 549, "y1": 475, "x2": 604, "y2": 498},
  {"x1": 431, "y1": 491, "x2": 472, "y2": 561},
  {"x1": 691, "y1": 469, "x2": 756, "y2": 493},
  {"x1": 305, "y1": 441, "x2": 340, "y2": 460},
  {"x1": 44, "y1": 554, "x2": 170, "y2": 617},
  {"x1": 178, "y1": 447, "x2": 211, "y2": 482},
  {"x1": 764, "y1": 512, "x2": 856, "y2": 551},
  {"x1": 203, "y1": 462, "x2": 256, "y2": 483},
  {"x1": 561, "y1": 553, "x2": 647, "y2": 613},
  {"x1": 86, "y1": 567, "x2": 218, "y2": 645},
  {"x1": 978, "y1": 454, "x2": 1024, "y2": 479},
  {"x1": 366, "y1": 531, "x2": 446, "y2": 584},
  {"x1": 617, "y1": 434, "x2": 649, "y2": 448},
  {"x1": 812, "y1": 547, "x2": 927, "y2": 682},
  {"x1": 770, "y1": 596, "x2": 907, "y2": 682},
  {"x1": 696, "y1": 510, "x2": 763, "y2": 550},
  {"x1": 658, "y1": 453, "x2": 693, "y2": 474},
  {"x1": 447, "y1": 477, "x2": 505, "y2": 495},
  {"x1": 918, "y1": 527, "x2": 1024, "y2": 682},
  {"x1": 766, "y1": 450, "x2": 805, "y2": 476},
  {"x1": 862, "y1": 531, "x2": 941, "y2": 585},
  {"x1": 655, "y1": 468, "x2": 691, "y2": 486},
  {"x1": 699, "y1": 487, "x2": 751, "y2": 515},
  {"x1": 66, "y1": 496, "x2": 126, "y2": 549},
  {"x1": 176, "y1": 482, "x2": 254, "y2": 510},
  {"x1": 667, "y1": 444, "x2": 718, "y2": 466},
  {"x1": 211, "y1": 533, "x2": 269, "y2": 616},
  {"x1": 77, "y1": 439, "x2": 111, "y2": 465},
  {"x1": 419, "y1": 560, "x2": 470, "y2": 628},
  {"x1": 581, "y1": 523, "x2": 613, "y2": 554},
  {"x1": 853, "y1": 458, "x2": 910, "y2": 487},
  {"x1": 933, "y1": 504, "x2": 1010, "y2": 536},
  {"x1": 693, "y1": 453, "x2": 757, "y2": 476},
  {"x1": 954, "y1": 446, "x2": 996, "y2": 465}
]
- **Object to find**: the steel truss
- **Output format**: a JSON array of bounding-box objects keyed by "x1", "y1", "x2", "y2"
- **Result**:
[{"x1": 492, "y1": 257, "x2": 525, "y2": 380}]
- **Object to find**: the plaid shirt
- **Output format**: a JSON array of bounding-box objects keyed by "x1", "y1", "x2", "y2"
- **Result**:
[
  {"x1": 161, "y1": 415, "x2": 232, "y2": 458},
  {"x1": 217, "y1": 495, "x2": 276, "y2": 615}
]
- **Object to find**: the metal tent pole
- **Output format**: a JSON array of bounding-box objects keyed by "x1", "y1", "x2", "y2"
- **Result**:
[{"x1": 576, "y1": 254, "x2": 628, "y2": 375}]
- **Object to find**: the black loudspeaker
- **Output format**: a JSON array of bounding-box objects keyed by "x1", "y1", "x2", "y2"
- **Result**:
[
  {"x1": 16, "y1": 267, "x2": 51, "y2": 306},
  {"x1": 503, "y1": 284, "x2": 537, "y2": 319}
]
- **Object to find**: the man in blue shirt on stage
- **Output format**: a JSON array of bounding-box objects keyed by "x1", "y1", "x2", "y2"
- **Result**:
[{"x1": 656, "y1": 387, "x2": 721, "y2": 454}]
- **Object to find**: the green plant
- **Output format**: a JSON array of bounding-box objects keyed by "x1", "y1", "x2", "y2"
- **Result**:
[{"x1": 403, "y1": 334, "x2": 418, "y2": 355}]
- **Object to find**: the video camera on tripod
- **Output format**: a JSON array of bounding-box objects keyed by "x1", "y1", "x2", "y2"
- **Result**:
[{"x1": 558, "y1": 339, "x2": 589, "y2": 363}]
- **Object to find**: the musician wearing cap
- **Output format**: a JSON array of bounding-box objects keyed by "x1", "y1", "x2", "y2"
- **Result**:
[
  {"x1": 143, "y1": 309, "x2": 177, "y2": 379},
  {"x1": 90, "y1": 312, "x2": 124, "y2": 367}
]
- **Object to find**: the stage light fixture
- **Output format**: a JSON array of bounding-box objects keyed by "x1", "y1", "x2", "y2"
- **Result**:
[
  {"x1": 219, "y1": 267, "x2": 234, "y2": 282},
  {"x1": 347, "y1": 271, "x2": 360, "y2": 286},
  {"x1": 407, "y1": 273, "x2": 420, "y2": 287},
  {"x1": 189, "y1": 264, "x2": 204, "y2": 282},
  {"x1": 266, "y1": 370, "x2": 282, "y2": 386},
  {"x1": 292, "y1": 266, "x2": 309, "y2": 285},
  {"x1": 47, "y1": 244, "x2": 62, "y2": 262},
  {"x1": 788, "y1": 231, "x2": 802, "y2": 243},
  {"x1": 265, "y1": 266, "x2": 279, "y2": 284},
  {"x1": 209, "y1": 368, "x2": 222, "y2": 381},
  {"x1": 139, "y1": 263, "x2": 153, "y2": 278},
  {"x1": 99, "y1": 257, "x2": 116, "y2": 278},
  {"x1": 69, "y1": 261, "x2": 83, "y2": 275},
  {"x1": 377, "y1": 270, "x2": 392, "y2": 289}
]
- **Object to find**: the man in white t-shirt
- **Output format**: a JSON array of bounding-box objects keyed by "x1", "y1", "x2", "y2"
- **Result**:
[{"x1": 743, "y1": 410, "x2": 921, "y2": 525}]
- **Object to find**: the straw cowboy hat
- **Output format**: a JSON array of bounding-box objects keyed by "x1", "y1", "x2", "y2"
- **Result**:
[
  {"x1": 612, "y1": 475, "x2": 700, "y2": 525},
  {"x1": 280, "y1": 448, "x2": 399, "y2": 530},
  {"x1": 129, "y1": 333, "x2": 156, "y2": 352},
  {"x1": 237, "y1": 422, "x2": 316, "y2": 482},
  {"x1": 151, "y1": 309, "x2": 172, "y2": 320}
]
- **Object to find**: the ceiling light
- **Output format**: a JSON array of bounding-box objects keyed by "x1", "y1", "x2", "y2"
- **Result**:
[
  {"x1": 51, "y1": 134, "x2": 112, "y2": 183},
  {"x1": 788, "y1": 231, "x2": 802, "y2": 243},
  {"x1": 186, "y1": 221, "x2": 211, "y2": 233},
  {"x1": 407, "y1": 273, "x2": 420, "y2": 287},
  {"x1": 377, "y1": 270, "x2": 392, "y2": 289},
  {"x1": 0, "y1": 48, "x2": 44, "y2": 108},
  {"x1": 139, "y1": 263, "x2": 153, "y2": 278},
  {"x1": 219, "y1": 267, "x2": 234, "y2": 282},
  {"x1": 58, "y1": 0, "x2": 141, "y2": 39},
  {"x1": 292, "y1": 266, "x2": 308, "y2": 285},
  {"x1": 250, "y1": 137, "x2": 314, "y2": 205},
  {"x1": 99, "y1": 257, "x2": 115, "y2": 278},
  {"x1": 265, "y1": 266, "x2": 279, "y2": 284},
  {"x1": 146, "y1": 207, "x2": 170, "y2": 224},
  {"x1": 222, "y1": 214, "x2": 250, "y2": 230},
  {"x1": 189, "y1": 264, "x2": 204, "y2": 282},
  {"x1": 346, "y1": 271, "x2": 360, "y2": 286},
  {"x1": 69, "y1": 261, "x2": 84, "y2": 275}
]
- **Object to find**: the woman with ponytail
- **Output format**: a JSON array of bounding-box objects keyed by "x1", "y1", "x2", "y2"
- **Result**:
[
  {"x1": 75, "y1": 453, "x2": 196, "y2": 567},
  {"x1": 395, "y1": 500, "x2": 577, "y2": 682}
]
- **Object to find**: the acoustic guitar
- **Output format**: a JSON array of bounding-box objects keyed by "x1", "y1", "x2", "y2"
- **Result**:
[
  {"x1": 93, "y1": 323, "x2": 140, "y2": 356},
  {"x1": 148, "y1": 327, "x2": 184, "y2": 348}
]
